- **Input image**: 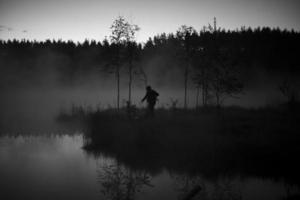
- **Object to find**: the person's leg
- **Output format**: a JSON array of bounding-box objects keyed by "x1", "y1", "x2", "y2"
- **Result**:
[
  {"x1": 145, "y1": 103, "x2": 151, "y2": 118},
  {"x1": 149, "y1": 103, "x2": 155, "y2": 117}
]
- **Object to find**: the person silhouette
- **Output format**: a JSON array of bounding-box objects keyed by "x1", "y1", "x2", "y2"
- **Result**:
[{"x1": 141, "y1": 86, "x2": 159, "y2": 117}]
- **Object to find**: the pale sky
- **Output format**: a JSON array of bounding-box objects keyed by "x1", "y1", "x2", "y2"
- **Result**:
[{"x1": 0, "y1": 0, "x2": 300, "y2": 43}]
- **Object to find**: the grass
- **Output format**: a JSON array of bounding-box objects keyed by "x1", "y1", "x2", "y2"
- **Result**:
[{"x1": 57, "y1": 103, "x2": 300, "y2": 185}]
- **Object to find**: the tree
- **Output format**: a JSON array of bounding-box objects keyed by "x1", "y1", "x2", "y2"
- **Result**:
[
  {"x1": 193, "y1": 41, "x2": 243, "y2": 108},
  {"x1": 193, "y1": 46, "x2": 213, "y2": 107},
  {"x1": 125, "y1": 41, "x2": 141, "y2": 106},
  {"x1": 193, "y1": 18, "x2": 243, "y2": 108},
  {"x1": 279, "y1": 76, "x2": 299, "y2": 110},
  {"x1": 176, "y1": 25, "x2": 197, "y2": 109},
  {"x1": 110, "y1": 16, "x2": 140, "y2": 109},
  {"x1": 210, "y1": 47, "x2": 243, "y2": 107}
]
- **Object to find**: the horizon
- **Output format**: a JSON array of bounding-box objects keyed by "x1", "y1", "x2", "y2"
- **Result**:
[
  {"x1": 0, "y1": 25, "x2": 298, "y2": 44},
  {"x1": 1, "y1": 0, "x2": 300, "y2": 43}
]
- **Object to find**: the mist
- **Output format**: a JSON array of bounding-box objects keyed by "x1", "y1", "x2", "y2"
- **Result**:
[
  {"x1": 0, "y1": 56, "x2": 295, "y2": 132},
  {"x1": 1, "y1": 27, "x2": 300, "y2": 132}
]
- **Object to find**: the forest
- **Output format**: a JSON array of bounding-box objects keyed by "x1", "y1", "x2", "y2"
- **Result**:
[{"x1": 1, "y1": 23, "x2": 300, "y2": 108}]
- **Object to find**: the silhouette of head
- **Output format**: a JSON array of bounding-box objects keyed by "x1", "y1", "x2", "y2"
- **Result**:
[{"x1": 146, "y1": 86, "x2": 151, "y2": 91}]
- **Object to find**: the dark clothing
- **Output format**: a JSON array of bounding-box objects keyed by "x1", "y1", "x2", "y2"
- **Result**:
[
  {"x1": 142, "y1": 89, "x2": 159, "y2": 104},
  {"x1": 142, "y1": 89, "x2": 159, "y2": 117}
]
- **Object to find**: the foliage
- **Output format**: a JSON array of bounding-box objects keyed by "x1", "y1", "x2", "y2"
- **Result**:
[{"x1": 110, "y1": 16, "x2": 140, "y2": 44}]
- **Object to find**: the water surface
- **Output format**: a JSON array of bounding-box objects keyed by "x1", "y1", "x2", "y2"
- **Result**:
[{"x1": 0, "y1": 134, "x2": 299, "y2": 200}]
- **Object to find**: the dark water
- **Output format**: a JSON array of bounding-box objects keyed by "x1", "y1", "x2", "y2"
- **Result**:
[{"x1": 0, "y1": 134, "x2": 299, "y2": 200}]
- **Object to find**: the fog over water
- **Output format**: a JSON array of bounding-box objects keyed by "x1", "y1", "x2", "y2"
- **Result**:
[{"x1": 0, "y1": 61, "x2": 295, "y2": 132}]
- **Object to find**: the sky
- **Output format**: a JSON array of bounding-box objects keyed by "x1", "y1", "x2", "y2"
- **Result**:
[{"x1": 0, "y1": 0, "x2": 300, "y2": 43}]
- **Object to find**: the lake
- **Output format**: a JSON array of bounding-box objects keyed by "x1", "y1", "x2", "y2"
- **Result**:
[{"x1": 0, "y1": 133, "x2": 299, "y2": 200}]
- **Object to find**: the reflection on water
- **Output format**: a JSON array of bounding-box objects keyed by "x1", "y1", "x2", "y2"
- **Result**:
[
  {"x1": 97, "y1": 160, "x2": 152, "y2": 200},
  {"x1": 0, "y1": 134, "x2": 299, "y2": 200},
  {"x1": 172, "y1": 174, "x2": 243, "y2": 200}
]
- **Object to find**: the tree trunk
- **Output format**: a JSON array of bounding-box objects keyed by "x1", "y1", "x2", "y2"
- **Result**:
[
  {"x1": 116, "y1": 67, "x2": 120, "y2": 110},
  {"x1": 202, "y1": 82, "x2": 205, "y2": 107},
  {"x1": 204, "y1": 81, "x2": 209, "y2": 106},
  {"x1": 184, "y1": 63, "x2": 189, "y2": 109},
  {"x1": 216, "y1": 92, "x2": 220, "y2": 108},
  {"x1": 196, "y1": 86, "x2": 200, "y2": 108},
  {"x1": 128, "y1": 61, "x2": 132, "y2": 106}
]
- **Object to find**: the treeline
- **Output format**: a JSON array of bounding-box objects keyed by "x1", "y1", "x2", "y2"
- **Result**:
[
  {"x1": 0, "y1": 26, "x2": 300, "y2": 106},
  {"x1": 1, "y1": 27, "x2": 299, "y2": 71}
]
